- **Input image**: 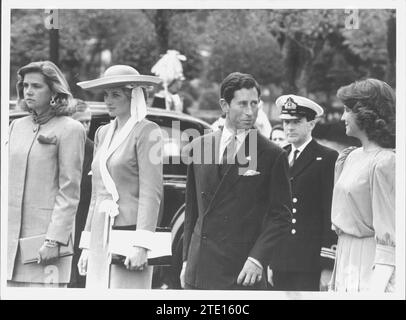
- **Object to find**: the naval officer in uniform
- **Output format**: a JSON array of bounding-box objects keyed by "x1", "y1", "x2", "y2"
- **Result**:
[{"x1": 268, "y1": 95, "x2": 338, "y2": 291}]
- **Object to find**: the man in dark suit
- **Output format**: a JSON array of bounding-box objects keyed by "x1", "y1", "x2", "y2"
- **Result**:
[
  {"x1": 268, "y1": 94, "x2": 338, "y2": 291},
  {"x1": 180, "y1": 72, "x2": 292, "y2": 290}
]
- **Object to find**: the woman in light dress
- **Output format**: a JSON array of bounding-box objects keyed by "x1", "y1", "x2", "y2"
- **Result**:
[{"x1": 330, "y1": 78, "x2": 395, "y2": 292}]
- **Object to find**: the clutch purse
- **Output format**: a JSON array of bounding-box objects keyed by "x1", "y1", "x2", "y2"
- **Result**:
[
  {"x1": 109, "y1": 225, "x2": 172, "y2": 266},
  {"x1": 19, "y1": 234, "x2": 74, "y2": 264}
]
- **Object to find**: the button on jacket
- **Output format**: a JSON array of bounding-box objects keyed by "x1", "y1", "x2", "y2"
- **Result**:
[
  {"x1": 275, "y1": 139, "x2": 338, "y2": 272},
  {"x1": 183, "y1": 129, "x2": 292, "y2": 289}
]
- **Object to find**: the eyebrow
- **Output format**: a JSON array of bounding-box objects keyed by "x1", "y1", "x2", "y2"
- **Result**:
[{"x1": 23, "y1": 81, "x2": 43, "y2": 85}]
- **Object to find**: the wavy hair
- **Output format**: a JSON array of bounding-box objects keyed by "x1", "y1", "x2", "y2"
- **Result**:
[
  {"x1": 16, "y1": 60, "x2": 72, "y2": 115},
  {"x1": 220, "y1": 72, "x2": 261, "y2": 105},
  {"x1": 337, "y1": 78, "x2": 395, "y2": 148}
]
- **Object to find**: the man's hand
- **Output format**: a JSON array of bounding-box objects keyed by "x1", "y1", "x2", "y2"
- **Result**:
[
  {"x1": 319, "y1": 269, "x2": 333, "y2": 291},
  {"x1": 124, "y1": 246, "x2": 148, "y2": 271},
  {"x1": 38, "y1": 242, "x2": 60, "y2": 265},
  {"x1": 237, "y1": 259, "x2": 263, "y2": 286},
  {"x1": 180, "y1": 261, "x2": 187, "y2": 289}
]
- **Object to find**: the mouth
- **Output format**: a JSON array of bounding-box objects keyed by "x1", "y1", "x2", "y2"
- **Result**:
[{"x1": 25, "y1": 98, "x2": 34, "y2": 102}]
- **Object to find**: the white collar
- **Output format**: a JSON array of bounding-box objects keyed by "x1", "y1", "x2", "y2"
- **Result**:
[
  {"x1": 292, "y1": 137, "x2": 312, "y2": 154},
  {"x1": 221, "y1": 123, "x2": 249, "y2": 145}
]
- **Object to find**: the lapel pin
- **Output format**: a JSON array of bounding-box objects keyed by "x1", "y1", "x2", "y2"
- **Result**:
[{"x1": 316, "y1": 157, "x2": 322, "y2": 160}]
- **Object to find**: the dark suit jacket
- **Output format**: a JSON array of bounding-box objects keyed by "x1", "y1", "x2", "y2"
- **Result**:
[
  {"x1": 274, "y1": 139, "x2": 338, "y2": 273},
  {"x1": 71, "y1": 137, "x2": 94, "y2": 287},
  {"x1": 183, "y1": 129, "x2": 292, "y2": 289}
]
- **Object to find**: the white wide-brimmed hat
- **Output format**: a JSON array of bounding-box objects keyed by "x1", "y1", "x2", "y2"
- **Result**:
[
  {"x1": 77, "y1": 65, "x2": 162, "y2": 90},
  {"x1": 276, "y1": 94, "x2": 324, "y2": 120}
]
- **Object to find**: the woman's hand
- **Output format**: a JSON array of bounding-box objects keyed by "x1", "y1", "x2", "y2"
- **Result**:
[
  {"x1": 124, "y1": 246, "x2": 148, "y2": 271},
  {"x1": 38, "y1": 241, "x2": 60, "y2": 265},
  {"x1": 78, "y1": 249, "x2": 89, "y2": 276}
]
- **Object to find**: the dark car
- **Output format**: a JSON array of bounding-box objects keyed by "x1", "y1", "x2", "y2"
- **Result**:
[{"x1": 9, "y1": 102, "x2": 212, "y2": 289}]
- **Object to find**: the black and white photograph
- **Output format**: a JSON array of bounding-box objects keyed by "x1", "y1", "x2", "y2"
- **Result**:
[{"x1": 1, "y1": 0, "x2": 405, "y2": 301}]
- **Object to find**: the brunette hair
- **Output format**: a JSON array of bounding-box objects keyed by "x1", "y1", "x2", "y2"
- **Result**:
[
  {"x1": 337, "y1": 78, "x2": 395, "y2": 148},
  {"x1": 220, "y1": 72, "x2": 261, "y2": 105}
]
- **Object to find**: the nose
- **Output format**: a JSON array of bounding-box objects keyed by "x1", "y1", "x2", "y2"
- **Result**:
[
  {"x1": 104, "y1": 95, "x2": 112, "y2": 106},
  {"x1": 244, "y1": 105, "x2": 254, "y2": 116},
  {"x1": 341, "y1": 111, "x2": 346, "y2": 121},
  {"x1": 25, "y1": 85, "x2": 33, "y2": 96}
]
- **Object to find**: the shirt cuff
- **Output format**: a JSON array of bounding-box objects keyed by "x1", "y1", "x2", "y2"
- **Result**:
[
  {"x1": 320, "y1": 247, "x2": 336, "y2": 260},
  {"x1": 375, "y1": 244, "x2": 395, "y2": 266},
  {"x1": 248, "y1": 257, "x2": 263, "y2": 269},
  {"x1": 79, "y1": 231, "x2": 91, "y2": 250}
]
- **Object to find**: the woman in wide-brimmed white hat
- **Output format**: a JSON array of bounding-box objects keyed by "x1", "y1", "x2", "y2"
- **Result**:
[{"x1": 76, "y1": 65, "x2": 164, "y2": 289}]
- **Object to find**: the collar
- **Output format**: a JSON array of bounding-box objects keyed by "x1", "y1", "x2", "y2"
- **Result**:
[
  {"x1": 31, "y1": 107, "x2": 56, "y2": 125},
  {"x1": 221, "y1": 123, "x2": 249, "y2": 145},
  {"x1": 292, "y1": 137, "x2": 312, "y2": 154}
]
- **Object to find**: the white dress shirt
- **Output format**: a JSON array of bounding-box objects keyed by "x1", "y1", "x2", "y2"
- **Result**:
[{"x1": 219, "y1": 125, "x2": 249, "y2": 164}]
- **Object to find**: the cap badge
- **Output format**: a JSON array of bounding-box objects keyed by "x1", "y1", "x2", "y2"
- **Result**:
[{"x1": 284, "y1": 97, "x2": 298, "y2": 110}]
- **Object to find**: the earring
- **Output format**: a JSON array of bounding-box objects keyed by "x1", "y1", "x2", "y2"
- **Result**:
[{"x1": 50, "y1": 96, "x2": 56, "y2": 107}]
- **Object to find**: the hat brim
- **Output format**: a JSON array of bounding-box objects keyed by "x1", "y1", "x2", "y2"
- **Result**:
[
  {"x1": 77, "y1": 75, "x2": 162, "y2": 90},
  {"x1": 279, "y1": 114, "x2": 302, "y2": 120}
]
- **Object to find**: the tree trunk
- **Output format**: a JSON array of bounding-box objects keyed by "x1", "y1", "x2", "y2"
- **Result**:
[
  {"x1": 154, "y1": 10, "x2": 171, "y2": 54},
  {"x1": 385, "y1": 11, "x2": 396, "y2": 88}
]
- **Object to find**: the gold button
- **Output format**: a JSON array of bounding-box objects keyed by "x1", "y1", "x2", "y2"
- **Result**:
[
  {"x1": 291, "y1": 229, "x2": 296, "y2": 234},
  {"x1": 292, "y1": 208, "x2": 297, "y2": 213},
  {"x1": 293, "y1": 198, "x2": 298, "y2": 203},
  {"x1": 292, "y1": 219, "x2": 296, "y2": 224}
]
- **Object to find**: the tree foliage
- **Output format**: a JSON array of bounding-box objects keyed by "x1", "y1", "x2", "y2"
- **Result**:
[{"x1": 9, "y1": 8, "x2": 395, "y2": 107}]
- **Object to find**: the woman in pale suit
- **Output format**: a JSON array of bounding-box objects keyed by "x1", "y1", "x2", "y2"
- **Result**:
[
  {"x1": 77, "y1": 65, "x2": 164, "y2": 289},
  {"x1": 8, "y1": 61, "x2": 86, "y2": 287},
  {"x1": 330, "y1": 79, "x2": 395, "y2": 292}
]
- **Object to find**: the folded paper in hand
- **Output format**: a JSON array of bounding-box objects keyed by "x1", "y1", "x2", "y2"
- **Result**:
[
  {"x1": 109, "y1": 227, "x2": 172, "y2": 266},
  {"x1": 19, "y1": 234, "x2": 74, "y2": 264}
]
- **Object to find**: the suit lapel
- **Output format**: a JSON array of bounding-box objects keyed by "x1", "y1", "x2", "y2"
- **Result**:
[
  {"x1": 290, "y1": 139, "x2": 318, "y2": 177},
  {"x1": 200, "y1": 130, "x2": 222, "y2": 181}
]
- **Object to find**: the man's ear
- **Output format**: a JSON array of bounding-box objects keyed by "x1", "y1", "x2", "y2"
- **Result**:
[
  {"x1": 219, "y1": 98, "x2": 229, "y2": 114},
  {"x1": 309, "y1": 119, "x2": 317, "y2": 130}
]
